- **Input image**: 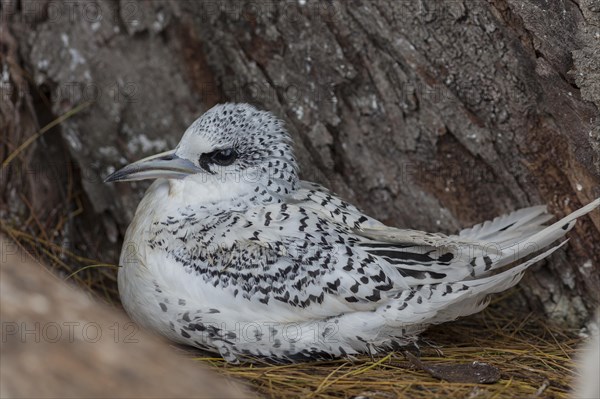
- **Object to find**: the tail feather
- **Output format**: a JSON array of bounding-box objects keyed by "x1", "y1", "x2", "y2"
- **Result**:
[
  {"x1": 468, "y1": 198, "x2": 599, "y2": 277},
  {"x1": 459, "y1": 205, "x2": 551, "y2": 243},
  {"x1": 379, "y1": 240, "x2": 567, "y2": 330},
  {"x1": 426, "y1": 240, "x2": 569, "y2": 324}
]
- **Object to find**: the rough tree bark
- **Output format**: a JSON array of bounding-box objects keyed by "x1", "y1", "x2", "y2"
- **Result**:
[{"x1": 2, "y1": 0, "x2": 599, "y2": 327}]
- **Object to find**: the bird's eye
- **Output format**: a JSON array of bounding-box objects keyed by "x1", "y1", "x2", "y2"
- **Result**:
[
  {"x1": 199, "y1": 148, "x2": 238, "y2": 169},
  {"x1": 212, "y1": 148, "x2": 237, "y2": 165}
]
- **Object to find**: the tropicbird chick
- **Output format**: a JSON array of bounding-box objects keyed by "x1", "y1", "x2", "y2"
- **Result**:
[{"x1": 106, "y1": 103, "x2": 600, "y2": 363}]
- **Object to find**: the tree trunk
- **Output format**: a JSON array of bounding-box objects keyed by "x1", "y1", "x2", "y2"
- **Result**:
[{"x1": 2, "y1": 0, "x2": 599, "y2": 327}]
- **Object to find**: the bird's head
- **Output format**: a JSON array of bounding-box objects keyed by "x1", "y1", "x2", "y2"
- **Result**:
[{"x1": 105, "y1": 103, "x2": 299, "y2": 202}]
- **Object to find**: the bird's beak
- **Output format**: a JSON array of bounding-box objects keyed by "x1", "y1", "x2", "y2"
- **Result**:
[{"x1": 105, "y1": 150, "x2": 202, "y2": 182}]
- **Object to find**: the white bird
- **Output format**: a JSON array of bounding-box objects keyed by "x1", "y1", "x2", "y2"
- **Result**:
[{"x1": 106, "y1": 103, "x2": 600, "y2": 363}]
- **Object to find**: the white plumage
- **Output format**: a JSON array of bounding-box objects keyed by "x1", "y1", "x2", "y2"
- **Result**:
[{"x1": 106, "y1": 103, "x2": 599, "y2": 363}]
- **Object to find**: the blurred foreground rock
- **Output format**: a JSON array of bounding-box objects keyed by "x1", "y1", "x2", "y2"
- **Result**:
[{"x1": 0, "y1": 235, "x2": 252, "y2": 399}]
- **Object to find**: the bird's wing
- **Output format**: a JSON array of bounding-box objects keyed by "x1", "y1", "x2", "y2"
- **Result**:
[
  {"x1": 204, "y1": 187, "x2": 489, "y2": 317},
  {"x1": 225, "y1": 191, "x2": 541, "y2": 322}
]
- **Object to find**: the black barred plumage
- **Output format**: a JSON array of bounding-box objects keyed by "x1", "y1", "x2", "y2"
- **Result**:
[{"x1": 106, "y1": 103, "x2": 600, "y2": 363}]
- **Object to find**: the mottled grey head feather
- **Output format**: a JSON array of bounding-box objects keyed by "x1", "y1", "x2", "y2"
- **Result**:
[{"x1": 176, "y1": 103, "x2": 299, "y2": 197}]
